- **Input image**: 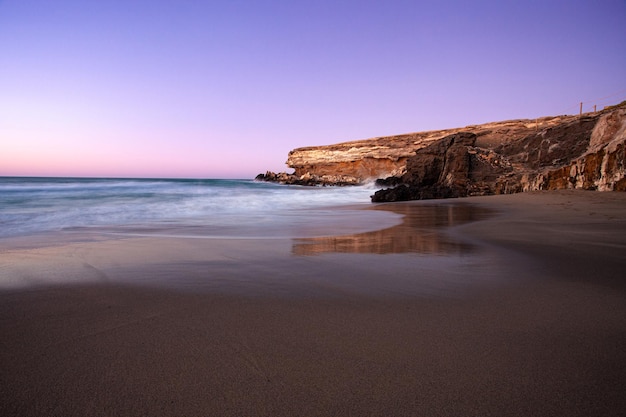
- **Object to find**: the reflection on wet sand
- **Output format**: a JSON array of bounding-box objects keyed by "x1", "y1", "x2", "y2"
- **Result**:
[{"x1": 293, "y1": 203, "x2": 494, "y2": 256}]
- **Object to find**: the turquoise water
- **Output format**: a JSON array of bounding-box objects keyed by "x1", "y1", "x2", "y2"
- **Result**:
[{"x1": 0, "y1": 177, "x2": 398, "y2": 239}]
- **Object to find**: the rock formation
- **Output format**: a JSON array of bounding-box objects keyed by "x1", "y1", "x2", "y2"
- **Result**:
[
  {"x1": 257, "y1": 102, "x2": 626, "y2": 200},
  {"x1": 372, "y1": 132, "x2": 483, "y2": 201},
  {"x1": 255, "y1": 171, "x2": 360, "y2": 186},
  {"x1": 256, "y1": 132, "x2": 441, "y2": 186},
  {"x1": 372, "y1": 104, "x2": 626, "y2": 201}
]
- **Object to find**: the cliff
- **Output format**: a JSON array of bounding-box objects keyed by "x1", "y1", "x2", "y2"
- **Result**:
[
  {"x1": 257, "y1": 115, "x2": 577, "y2": 185},
  {"x1": 257, "y1": 102, "x2": 626, "y2": 199}
]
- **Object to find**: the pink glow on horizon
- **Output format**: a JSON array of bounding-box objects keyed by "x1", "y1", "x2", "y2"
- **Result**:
[{"x1": 1, "y1": 132, "x2": 267, "y2": 179}]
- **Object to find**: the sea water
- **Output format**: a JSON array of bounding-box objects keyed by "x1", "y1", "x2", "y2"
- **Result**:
[{"x1": 0, "y1": 177, "x2": 401, "y2": 240}]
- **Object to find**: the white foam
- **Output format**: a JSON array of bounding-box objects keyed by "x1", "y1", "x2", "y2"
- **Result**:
[{"x1": 0, "y1": 178, "x2": 387, "y2": 239}]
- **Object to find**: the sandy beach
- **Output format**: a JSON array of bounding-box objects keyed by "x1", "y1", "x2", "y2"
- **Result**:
[{"x1": 1, "y1": 190, "x2": 625, "y2": 416}]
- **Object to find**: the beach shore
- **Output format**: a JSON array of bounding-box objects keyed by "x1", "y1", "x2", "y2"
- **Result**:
[{"x1": 1, "y1": 190, "x2": 625, "y2": 416}]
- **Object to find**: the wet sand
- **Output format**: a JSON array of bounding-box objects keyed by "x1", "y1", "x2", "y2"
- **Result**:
[{"x1": 1, "y1": 190, "x2": 625, "y2": 416}]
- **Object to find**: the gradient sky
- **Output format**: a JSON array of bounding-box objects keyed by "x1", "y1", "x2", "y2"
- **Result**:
[{"x1": 1, "y1": 0, "x2": 625, "y2": 179}]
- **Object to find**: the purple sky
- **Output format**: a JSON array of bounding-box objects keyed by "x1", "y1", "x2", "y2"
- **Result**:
[{"x1": 1, "y1": 0, "x2": 625, "y2": 179}]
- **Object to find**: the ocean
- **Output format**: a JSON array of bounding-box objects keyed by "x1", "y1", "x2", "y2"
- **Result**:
[{"x1": 0, "y1": 177, "x2": 401, "y2": 240}]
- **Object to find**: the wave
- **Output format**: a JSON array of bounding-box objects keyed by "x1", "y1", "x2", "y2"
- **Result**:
[{"x1": 0, "y1": 177, "x2": 384, "y2": 239}]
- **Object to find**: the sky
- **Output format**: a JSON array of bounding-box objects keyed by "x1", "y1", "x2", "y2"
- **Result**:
[{"x1": 1, "y1": 0, "x2": 625, "y2": 179}]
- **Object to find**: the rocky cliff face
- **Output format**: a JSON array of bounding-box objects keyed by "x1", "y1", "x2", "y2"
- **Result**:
[
  {"x1": 372, "y1": 104, "x2": 626, "y2": 201},
  {"x1": 257, "y1": 103, "x2": 626, "y2": 199},
  {"x1": 521, "y1": 106, "x2": 626, "y2": 192},
  {"x1": 257, "y1": 116, "x2": 576, "y2": 185}
]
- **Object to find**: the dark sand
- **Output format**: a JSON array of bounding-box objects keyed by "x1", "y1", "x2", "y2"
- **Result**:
[{"x1": 1, "y1": 190, "x2": 625, "y2": 416}]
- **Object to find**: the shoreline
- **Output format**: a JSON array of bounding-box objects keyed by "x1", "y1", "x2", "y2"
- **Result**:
[{"x1": 1, "y1": 190, "x2": 625, "y2": 416}]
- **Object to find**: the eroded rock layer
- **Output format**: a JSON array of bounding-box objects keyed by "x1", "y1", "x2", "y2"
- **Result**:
[
  {"x1": 257, "y1": 103, "x2": 626, "y2": 199},
  {"x1": 372, "y1": 104, "x2": 626, "y2": 201}
]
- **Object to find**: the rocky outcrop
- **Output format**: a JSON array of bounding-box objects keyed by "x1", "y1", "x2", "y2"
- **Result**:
[
  {"x1": 255, "y1": 171, "x2": 360, "y2": 186},
  {"x1": 372, "y1": 104, "x2": 626, "y2": 201},
  {"x1": 371, "y1": 132, "x2": 515, "y2": 201},
  {"x1": 258, "y1": 102, "x2": 626, "y2": 200},
  {"x1": 285, "y1": 135, "x2": 430, "y2": 182},
  {"x1": 520, "y1": 107, "x2": 626, "y2": 192},
  {"x1": 258, "y1": 115, "x2": 581, "y2": 185}
]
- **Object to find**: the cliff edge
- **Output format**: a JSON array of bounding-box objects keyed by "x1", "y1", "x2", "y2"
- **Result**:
[{"x1": 257, "y1": 102, "x2": 626, "y2": 200}]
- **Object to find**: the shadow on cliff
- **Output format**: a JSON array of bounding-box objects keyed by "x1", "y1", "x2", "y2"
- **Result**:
[
  {"x1": 372, "y1": 104, "x2": 626, "y2": 202},
  {"x1": 292, "y1": 203, "x2": 493, "y2": 256}
]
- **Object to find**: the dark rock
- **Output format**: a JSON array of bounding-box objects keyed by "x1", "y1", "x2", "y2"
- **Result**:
[
  {"x1": 494, "y1": 117, "x2": 597, "y2": 170},
  {"x1": 371, "y1": 132, "x2": 478, "y2": 202},
  {"x1": 255, "y1": 171, "x2": 360, "y2": 187},
  {"x1": 403, "y1": 132, "x2": 475, "y2": 190},
  {"x1": 375, "y1": 176, "x2": 402, "y2": 187},
  {"x1": 371, "y1": 184, "x2": 462, "y2": 202}
]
